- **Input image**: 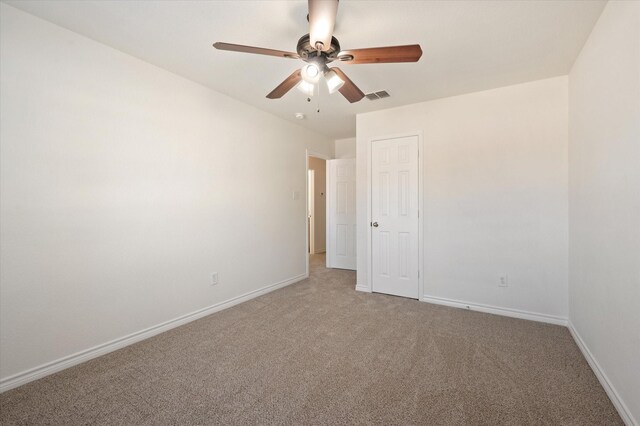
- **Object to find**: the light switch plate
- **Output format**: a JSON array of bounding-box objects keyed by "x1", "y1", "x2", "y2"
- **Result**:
[{"x1": 499, "y1": 274, "x2": 508, "y2": 287}]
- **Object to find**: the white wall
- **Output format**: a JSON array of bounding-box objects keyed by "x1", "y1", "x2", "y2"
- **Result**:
[
  {"x1": 568, "y1": 1, "x2": 640, "y2": 424},
  {"x1": 334, "y1": 137, "x2": 356, "y2": 159},
  {"x1": 308, "y1": 156, "x2": 326, "y2": 253},
  {"x1": 0, "y1": 4, "x2": 332, "y2": 384},
  {"x1": 356, "y1": 76, "x2": 569, "y2": 321}
]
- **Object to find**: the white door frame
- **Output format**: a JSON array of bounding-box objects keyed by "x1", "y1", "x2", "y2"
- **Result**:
[
  {"x1": 366, "y1": 132, "x2": 424, "y2": 299},
  {"x1": 308, "y1": 169, "x2": 315, "y2": 254},
  {"x1": 306, "y1": 150, "x2": 331, "y2": 277}
]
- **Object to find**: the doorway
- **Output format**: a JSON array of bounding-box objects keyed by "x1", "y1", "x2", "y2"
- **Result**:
[{"x1": 307, "y1": 155, "x2": 327, "y2": 255}]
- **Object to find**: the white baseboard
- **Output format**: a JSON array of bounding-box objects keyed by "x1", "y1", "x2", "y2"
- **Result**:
[
  {"x1": 0, "y1": 273, "x2": 308, "y2": 394},
  {"x1": 421, "y1": 295, "x2": 568, "y2": 326},
  {"x1": 568, "y1": 322, "x2": 637, "y2": 426},
  {"x1": 355, "y1": 284, "x2": 371, "y2": 293}
]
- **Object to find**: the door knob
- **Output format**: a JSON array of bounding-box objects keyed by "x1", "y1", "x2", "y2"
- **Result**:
[{"x1": 372, "y1": 222, "x2": 379, "y2": 227}]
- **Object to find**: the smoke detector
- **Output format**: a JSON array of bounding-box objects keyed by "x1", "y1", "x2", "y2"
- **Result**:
[{"x1": 295, "y1": 113, "x2": 305, "y2": 120}]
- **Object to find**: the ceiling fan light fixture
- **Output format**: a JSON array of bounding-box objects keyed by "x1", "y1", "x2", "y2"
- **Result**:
[
  {"x1": 325, "y1": 69, "x2": 345, "y2": 94},
  {"x1": 215, "y1": 0, "x2": 422, "y2": 103},
  {"x1": 297, "y1": 80, "x2": 315, "y2": 96},
  {"x1": 301, "y1": 64, "x2": 321, "y2": 83}
]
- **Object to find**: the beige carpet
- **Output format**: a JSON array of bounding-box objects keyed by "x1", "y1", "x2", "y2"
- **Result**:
[{"x1": 0, "y1": 254, "x2": 621, "y2": 425}]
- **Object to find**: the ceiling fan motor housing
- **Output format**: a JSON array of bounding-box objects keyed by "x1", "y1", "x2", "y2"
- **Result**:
[{"x1": 297, "y1": 34, "x2": 341, "y2": 67}]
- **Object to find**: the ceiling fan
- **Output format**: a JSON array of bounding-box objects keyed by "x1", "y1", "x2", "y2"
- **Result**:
[{"x1": 213, "y1": 0, "x2": 422, "y2": 103}]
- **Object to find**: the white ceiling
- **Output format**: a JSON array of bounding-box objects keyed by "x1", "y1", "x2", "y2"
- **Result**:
[{"x1": 5, "y1": 0, "x2": 605, "y2": 139}]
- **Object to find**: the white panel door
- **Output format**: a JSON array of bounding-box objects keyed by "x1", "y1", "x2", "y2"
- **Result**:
[
  {"x1": 371, "y1": 136, "x2": 419, "y2": 299},
  {"x1": 327, "y1": 159, "x2": 356, "y2": 270}
]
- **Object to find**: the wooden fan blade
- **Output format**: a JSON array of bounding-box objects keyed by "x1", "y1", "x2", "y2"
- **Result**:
[
  {"x1": 266, "y1": 69, "x2": 302, "y2": 99},
  {"x1": 308, "y1": 0, "x2": 339, "y2": 51},
  {"x1": 331, "y1": 68, "x2": 364, "y2": 103},
  {"x1": 213, "y1": 42, "x2": 299, "y2": 59},
  {"x1": 337, "y1": 45, "x2": 422, "y2": 64}
]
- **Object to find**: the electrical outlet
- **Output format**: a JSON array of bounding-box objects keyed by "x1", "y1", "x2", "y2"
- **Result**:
[
  {"x1": 211, "y1": 272, "x2": 218, "y2": 286},
  {"x1": 499, "y1": 274, "x2": 508, "y2": 287}
]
